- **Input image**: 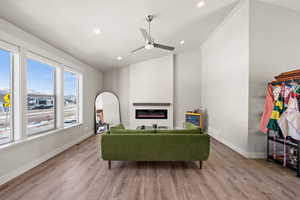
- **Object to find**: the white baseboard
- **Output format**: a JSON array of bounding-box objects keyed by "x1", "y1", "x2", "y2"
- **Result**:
[
  {"x1": 208, "y1": 127, "x2": 266, "y2": 159},
  {"x1": 246, "y1": 151, "x2": 266, "y2": 159},
  {"x1": 0, "y1": 131, "x2": 94, "y2": 186}
]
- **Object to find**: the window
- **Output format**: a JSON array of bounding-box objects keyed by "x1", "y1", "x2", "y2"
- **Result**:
[
  {"x1": 0, "y1": 48, "x2": 13, "y2": 145},
  {"x1": 64, "y1": 71, "x2": 79, "y2": 127},
  {"x1": 0, "y1": 40, "x2": 84, "y2": 147},
  {"x1": 27, "y1": 57, "x2": 56, "y2": 135}
]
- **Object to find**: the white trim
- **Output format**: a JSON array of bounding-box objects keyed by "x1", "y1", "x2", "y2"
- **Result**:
[
  {"x1": 20, "y1": 47, "x2": 28, "y2": 138},
  {"x1": 78, "y1": 73, "x2": 83, "y2": 124},
  {"x1": 56, "y1": 65, "x2": 64, "y2": 129},
  {"x1": 0, "y1": 130, "x2": 93, "y2": 186},
  {"x1": 0, "y1": 123, "x2": 84, "y2": 150},
  {"x1": 27, "y1": 51, "x2": 60, "y2": 68},
  {"x1": 0, "y1": 18, "x2": 87, "y2": 73},
  {"x1": 246, "y1": 151, "x2": 266, "y2": 159},
  {"x1": 0, "y1": 39, "x2": 19, "y2": 53},
  {"x1": 62, "y1": 69, "x2": 82, "y2": 126}
]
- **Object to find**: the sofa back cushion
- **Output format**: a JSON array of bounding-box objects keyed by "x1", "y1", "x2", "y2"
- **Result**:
[
  {"x1": 110, "y1": 123, "x2": 125, "y2": 130},
  {"x1": 110, "y1": 129, "x2": 155, "y2": 134},
  {"x1": 156, "y1": 129, "x2": 202, "y2": 134},
  {"x1": 184, "y1": 122, "x2": 201, "y2": 130}
]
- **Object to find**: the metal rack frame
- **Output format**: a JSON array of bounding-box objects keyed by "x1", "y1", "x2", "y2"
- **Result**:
[{"x1": 267, "y1": 130, "x2": 300, "y2": 177}]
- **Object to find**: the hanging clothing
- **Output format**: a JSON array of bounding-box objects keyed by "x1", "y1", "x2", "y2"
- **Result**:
[
  {"x1": 259, "y1": 84, "x2": 275, "y2": 133},
  {"x1": 278, "y1": 96, "x2": 300, "y2": 140},
  {"x1": 273, "y1": 86, "x2": 281, "y2": 101},
  {"x1": 283, "y1": 85, "x2": 294, "y2": 107},
  {"x1": 267, "y1": 94, "x2": 284, "y2": 132}
]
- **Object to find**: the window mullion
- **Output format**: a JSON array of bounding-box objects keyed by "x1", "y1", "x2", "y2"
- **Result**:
[
  {"x1": 56, "y1": 65, "x2": 64, "y2": 129},
  {"x1": 78, "y1": 74, "x2": 83, "y2": 124},
  {"x1": 14, "y1": 47, "x2": 28, "y2": 140}
]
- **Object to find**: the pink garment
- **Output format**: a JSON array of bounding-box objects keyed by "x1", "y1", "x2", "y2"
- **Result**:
[{"x1": 259, "y1": 84, "x2": 275, "y2": 133}]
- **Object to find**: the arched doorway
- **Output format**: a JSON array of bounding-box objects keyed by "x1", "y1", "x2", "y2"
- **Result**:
[{"x1": 95, "y1": 91, "x2": 121, "y2": 134}]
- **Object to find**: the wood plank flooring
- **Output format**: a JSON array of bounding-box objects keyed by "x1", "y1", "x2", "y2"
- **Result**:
[{"x1": 0, "y1": 135, "x2": 300, "y2": 200}]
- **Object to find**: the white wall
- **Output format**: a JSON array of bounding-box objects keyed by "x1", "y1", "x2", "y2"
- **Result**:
[
  {"x1": 129, "y1": 55, "x2": 174, "y2": 128},
  {"x1": 0, "y1": 18, "x2": 103, "y2": 185},
  {"x1": 101, "y1": 93, "x2": 120, "y2": 125},
  {"x1": 104, "y1": 51, "x2": 203, "y2": 129},
  {"x1": 249, "y1": 1, "x2": 300, "y2": 155},
  {"x1": 174, "y1": 50, "x2": 202, "y2": 128},
  {"x1": 103, "y1": 67, "x2": 130, "y2": 126},
  {"x1": 201, "y1": 0, "x2": 250, "y2": 156},
  {"x1": 129, "y1": 55, "x2": 174, "y2": 103}
]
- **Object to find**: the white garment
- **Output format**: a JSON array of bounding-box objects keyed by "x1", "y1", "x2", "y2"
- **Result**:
[
  {"x1": 278, "y1": 97, "x2": 300, "y2": 140},
  {"x1": 273, "y1": 86, "x2": 281, "y2": 101}
]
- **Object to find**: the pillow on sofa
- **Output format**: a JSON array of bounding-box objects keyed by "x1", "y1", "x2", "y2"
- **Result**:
[
  {"x1": 184, "y1": 122, "x2": 201, "y2": 130},
  {"x1": 110, "y1": 129, "x2": 155, "y2": 134},
  {"x1": 156, "y1": 129, "x2": 202, "y2": 134},
  {"x1": 110, "y1": 123, "x2": 125, "y2": 130}
]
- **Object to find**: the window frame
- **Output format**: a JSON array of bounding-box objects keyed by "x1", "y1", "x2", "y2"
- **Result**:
[
  {"x1": 0, "y1": 41, "x2": 18, "y2": 145},
  {"x1": 26, "y1": 52, "x2": 59, "y2": 136},
  {"x1": 63, "y1": 67, "x2": 82, "y2": 127},
  {"x1": 0, "y1": 39, "x2": 84, "y2": 148}
]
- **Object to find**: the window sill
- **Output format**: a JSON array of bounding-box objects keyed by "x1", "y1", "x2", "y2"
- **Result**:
[
  {"x1": 0, "y1": 123, "x2": 84, "y2": 151},
  {"x1": 64, "y1": 123, "x2": 83, "y2": 130}
]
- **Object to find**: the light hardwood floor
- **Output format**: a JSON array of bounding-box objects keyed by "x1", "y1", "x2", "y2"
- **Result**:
[{"x1": 0, "y1": 135, "x2": 300, "y2": 200}]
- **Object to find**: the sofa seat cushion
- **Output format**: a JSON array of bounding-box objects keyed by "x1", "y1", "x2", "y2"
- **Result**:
[
  {"x1": 156, "y1": 129, "x2": 202, "y2": 134},
  {"x1": 110, "y1": 129, "x2": 155, "y2": 134}
]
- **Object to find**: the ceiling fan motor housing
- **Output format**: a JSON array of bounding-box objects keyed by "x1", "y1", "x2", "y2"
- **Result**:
[{"x1": 146, "y1": 15, "x2": 154, "y2": 23}]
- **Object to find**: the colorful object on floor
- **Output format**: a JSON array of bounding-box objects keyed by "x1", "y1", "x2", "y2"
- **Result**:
[{"x1": 185, "y1": 112, "x2": 204, "y2": 130}]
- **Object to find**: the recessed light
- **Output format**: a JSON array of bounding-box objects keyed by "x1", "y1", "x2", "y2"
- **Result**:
[
  {"x1": 93, "y1": 28, "x2": 101, "y2": 34},
  {"x1": 197, "y1": 1, "x2": 205, "y2": 8},
  {"x1": 180, "y1": 40, "x2": 185, "y2": 44},
  {"x1": 117, "y1": 56, "x2": 123, "y2": 60}
]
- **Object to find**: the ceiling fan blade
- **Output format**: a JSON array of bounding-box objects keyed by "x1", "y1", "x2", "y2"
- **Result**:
[
  {"x1": 153, "y1": 43, "x2": 175, "y2": 51},
  {"x1": 139, "y1": 28, "x2": 152, "y2": 42},
  {"x1": 131, "y1": 46, "x2": 145, "y2": 53}
]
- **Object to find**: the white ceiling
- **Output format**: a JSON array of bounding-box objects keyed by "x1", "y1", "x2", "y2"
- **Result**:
[
  {"x1": 0, "y1": 0, "x2": 299, "y2": 71},
  {"x1": 259, "y1": 0, "x2": 300, "y2": 12},
  {"x1": 0, "y1": 0, "x2": 242, "y2": 71}
]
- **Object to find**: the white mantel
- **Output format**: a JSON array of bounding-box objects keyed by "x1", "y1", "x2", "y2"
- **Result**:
[{"x1": 129, "y1": 55, "x2": 174, "y2": 129}]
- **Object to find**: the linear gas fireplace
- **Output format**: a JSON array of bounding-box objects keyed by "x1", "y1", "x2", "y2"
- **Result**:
[{"x1": 135, "y1": 109, "x2": 168, "y2": 119}]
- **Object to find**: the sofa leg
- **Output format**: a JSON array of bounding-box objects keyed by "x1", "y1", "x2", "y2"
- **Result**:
[
  {"x1": 108, "y1": 160, "x2": 111, "y2": 169},
  {"x1": 199, "y1": 161, "x2": 202, "y2": 169}
]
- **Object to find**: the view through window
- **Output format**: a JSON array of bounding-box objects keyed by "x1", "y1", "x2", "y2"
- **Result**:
[
  {"x1": 27, "y1": 58, "x2": 55, "y2": 135},
  {"x1": 0, "y1": 48, "x2": 12, "y2": 144},
  {"x1": 64, "y1": 71, "x2": 79, "y2": 127}
]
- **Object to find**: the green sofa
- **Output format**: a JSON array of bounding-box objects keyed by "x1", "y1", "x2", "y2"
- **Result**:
[{"x1": 101, "y1": 123, "x2": 210, "y2": 169}]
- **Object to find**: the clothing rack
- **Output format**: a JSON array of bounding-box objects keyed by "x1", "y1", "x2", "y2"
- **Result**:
[
  {"x1": 266, "y1": 69, "x2": 300, "y2": 177},
  {"x1": 267, "y1": 131, "x2": 300, "y2": 177}
]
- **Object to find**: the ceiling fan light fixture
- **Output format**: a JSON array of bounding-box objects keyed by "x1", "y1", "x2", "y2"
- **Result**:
[
  {"x1": 145, "y1": 43, "x2": 154, "y2": 50},
  {"x1": 93, "y1": 28, "x2": 101, "y2": 34},
  {"x1": 197, "y1": 1, "x2": 206, "y2": 8}
]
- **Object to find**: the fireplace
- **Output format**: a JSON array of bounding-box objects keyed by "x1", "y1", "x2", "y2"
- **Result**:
[{"x1": 135, "y1": 109, "x2": 168, "y2": 119}]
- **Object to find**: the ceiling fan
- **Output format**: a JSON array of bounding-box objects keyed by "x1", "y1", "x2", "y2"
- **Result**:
[{"x1": 131, "y1": 15, "x2": 175, "y2": 53}]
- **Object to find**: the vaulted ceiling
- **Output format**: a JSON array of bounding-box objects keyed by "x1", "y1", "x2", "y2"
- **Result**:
[
  {"x1": 0, "y1": 0, "x2": 240, "y2": 70},
  {"x1": 0, "y1": 0, "x2": 298, "y2": 71}
]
